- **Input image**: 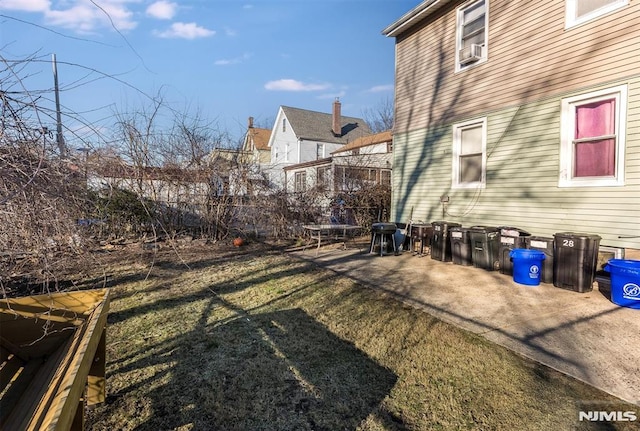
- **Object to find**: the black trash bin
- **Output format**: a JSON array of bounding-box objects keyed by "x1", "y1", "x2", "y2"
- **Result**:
[
  {"x1": 498, "y1": 227, "x2": 531, "y2": 275},
  {"x1": 410, "y1": 223, "x2": 433, "y2": 257},
  {"x1": 431, "y1": 221, "x2": 461, "y2": 262},
  {"x1": 469, "y1": 226, "x2": 500, "y2": 271},
  {"x1": 553, "y1": 232, "x2": 601, "y2": 292},
  {"x1": 450, "y1": 226, "x2": 472, "y2": 266},
  {"x1": 525, "y1": 236, "x2": 555, "y2": 284}
]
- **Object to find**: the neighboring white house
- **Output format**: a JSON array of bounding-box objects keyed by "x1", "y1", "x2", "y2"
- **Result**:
[
  {"x1": 283, "y1": 130, "x2": 393, "y2": 194},
  {"x1": 283, "y1": 130, "x2": 393, "y2": 223},
  {"x1": 331, "y1": 130, "x2": 393, "y2": 192},
  {"x1": 265, "y1": 98, "x2": 372, "y2": 189}
]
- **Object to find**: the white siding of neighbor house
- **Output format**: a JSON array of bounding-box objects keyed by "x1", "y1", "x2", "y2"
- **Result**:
[
  {"x1": 299, "y1": 140, "x2": 344, "y2": 163},
  {"x1": 266, "y1": 109, "x2": 350, "y2": 189},
  {"x1": 264, "y1": 109, "x2": 300, "y2": 188},
  {"x1": 358, "y1": 143, "x2": 389, "y2": 155},
  {"x1": 269, "y1": 109, "x2": 299, "y2": 164},
  {"x1": 333, "y1": 152, "x2": 392, "y2": 170}
]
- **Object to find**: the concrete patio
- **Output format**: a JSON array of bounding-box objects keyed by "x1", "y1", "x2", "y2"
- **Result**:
[{"x1": 291, "y1": 242, "x2": 640, "y2": 407}]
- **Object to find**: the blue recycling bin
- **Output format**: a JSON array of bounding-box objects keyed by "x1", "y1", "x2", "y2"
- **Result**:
[
  {"x1": 510, "y1": 249, "x2": 546, "y2": 286},
  {"x1": 603, "y1": 259, "x2": 640, "y2": 309}
]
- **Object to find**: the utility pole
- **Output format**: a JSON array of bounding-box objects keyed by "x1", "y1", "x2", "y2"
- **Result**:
[{"x1": 52, "y1": 53, "x2": 67, "y2": 157}]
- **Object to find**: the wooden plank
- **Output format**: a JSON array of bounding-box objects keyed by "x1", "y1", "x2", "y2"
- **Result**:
[
  {"x1": 0, "y1": 351, "x2": 23, "y2": 393},
  {"x1": 0, "y1": 289, "x2": 110, "y2": 431},
  {"x1": 0, "y1": 290, "x2": 107, "y2": 316},
  {"x1": 32, "y1": 290, "x2": 110, "y2": 431},
  {"x1": 2, "y1": 336, "x2": 73, "y2": 431},
  {"x1": 0, "y1": 357, "x2": 43, "y2": 428},
  {"x1": 0, "y1": 320, "x2": 76, "y2": 360}
]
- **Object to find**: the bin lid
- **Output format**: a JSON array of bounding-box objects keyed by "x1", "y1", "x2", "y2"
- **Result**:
[
  {"x1": 410, "y1": 222, "x2": 431, "y2": 227},
  {"x1": 509, "y1": 248, "x2": 546, "y2": 259},
  {"x1": 449, "y1": 226, "x2": 470, "y2": 231},
  {"x1": 498, "y1": 226, "x2": 530, "y2": 237},
  {"x1": 604, "y1": 259, "x2": 640, "y2": 276},
  {"x1": 527, "y1": 236, "x2": 554, "y2": 241},
  {"x1": 431, "y1": 221, "x2": 461, "y2": 227},
  {"x1": 553, "y1": 232, "x2": 602, "y2": 240},
  {"x1": 469, "y1": 225, "x2": 498, "y2": 232},
  {"x1": 526, "y1": 236, "x2": 553, "y2": 249}
]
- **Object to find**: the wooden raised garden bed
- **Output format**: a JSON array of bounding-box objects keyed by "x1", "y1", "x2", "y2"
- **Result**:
[{"x1": 0, "y1": 289, "x2": 111, "y2": 431}]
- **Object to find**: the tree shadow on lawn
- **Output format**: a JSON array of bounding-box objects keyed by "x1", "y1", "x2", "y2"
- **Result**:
[
  {"x1": 95, "y1": 249, "x2": 401, "y2": 431},
  {"x1": 106, "y1": 256, "x2": 319, "y2": 328},
  {"x1": 92, "y1": 244, "x2": 288, "y2": 307},
  {"x1": 99, "y1": 306, "x2": 398, "y2": 431},
  {"x1": 206, "y1": 308, "x2": 399, "y2": 430}
]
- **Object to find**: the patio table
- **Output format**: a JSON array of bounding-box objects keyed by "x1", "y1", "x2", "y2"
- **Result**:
[{"x1": 302, "y1": 224, "x2": 362, "y2": 255}]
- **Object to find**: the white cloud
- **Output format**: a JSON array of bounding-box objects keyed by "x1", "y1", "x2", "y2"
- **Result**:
[
  {"x1": 154, "y1": 22, "x2": 215, "y2": 39},
  {"x1": 0, "y1": 1, "x2": 154, "y2": 34},
  {"x1": 264, "y1": 79, "x2": 330, "y2": 92},
  {"x1": 0, "y1": 0, "x2": 50, "y2": 12},
  {"x1": 44, "y1": 1, "x2": 137, "y2": 33},
  {"x1": 367, "y1": 84, "x2": 394, "y2": 93},
  {"x1": 215, "y1": 53, "x2": 251, "y2": 66},
  {"x1": 146, "y1": 1, "x2": 177, "y2": 20}
]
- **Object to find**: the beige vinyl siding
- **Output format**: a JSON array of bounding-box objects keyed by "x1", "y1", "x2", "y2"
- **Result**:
[
  {"x1": 392, "y1": 78, "x2": 640, "y2": 249},
  {"x1": 394, "y1": 0, "x2": 640, "y2": 133}
]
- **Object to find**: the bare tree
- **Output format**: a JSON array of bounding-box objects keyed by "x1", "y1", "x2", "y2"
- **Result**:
[
  {"x1": 362, "y1": 96, "x2": 394, "y2": 133},
  {"x1": 1, "y1": 57, "x2": 90, "y2": 298},
  {"x1": 93, "y1": 99, "x2": 255, "y2": 242}
]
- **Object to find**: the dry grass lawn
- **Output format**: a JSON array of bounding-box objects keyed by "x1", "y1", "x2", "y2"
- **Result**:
[{"x1": 82, "y1": 242, "x2": 638, "y2": 431}]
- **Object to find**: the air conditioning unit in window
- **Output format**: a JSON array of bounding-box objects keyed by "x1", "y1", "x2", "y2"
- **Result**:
[{"x1": 459, "y1": 44, "x2": 483, "y2": 65}]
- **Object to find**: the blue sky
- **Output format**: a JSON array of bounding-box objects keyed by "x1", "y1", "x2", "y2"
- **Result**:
[{"x1": 0, "y1": 0, "x2": 417, "y2": 146}]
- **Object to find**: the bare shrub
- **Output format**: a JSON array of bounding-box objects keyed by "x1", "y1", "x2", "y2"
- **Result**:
[{"x1": 1, "y1": 80, "x2": 89, "y2": 297}]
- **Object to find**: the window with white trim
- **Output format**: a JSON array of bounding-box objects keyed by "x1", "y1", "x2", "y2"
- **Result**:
[
  {"x1": 559, "y1": 85, "x2": 626, "y2": 187},
  {"x1": 566, "y1": 0, "x2": 628, "y2": 28},
  {"x1": 452, "y1": 118, "x2": 487, "y2": 188},
  {"x1": 316, "y1": 143, "x2": 324, "y2": 159},
  {"x1": 294, "y1": 171, "x2": 306, "y2": 192},
  {"x1": 381, "y1": 170, "x2": 391, "y2": 187},
  {"x1": 456, "y1": 0, "x2": 487, "y2": 72},
  {"x1": 317, "y1": 166, "x2": 331, "y2": 189}
]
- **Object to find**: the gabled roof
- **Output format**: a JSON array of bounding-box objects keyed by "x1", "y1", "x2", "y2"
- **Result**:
[
  {"x1": 247, "y1": 127, "x2": 271, "y2": 150},
  {"x1": 281, "y1": 106, "x2": 372, "y2": 144},
  {"x1": 332, "y1": 130, "x2": 392, "y2": 155}
]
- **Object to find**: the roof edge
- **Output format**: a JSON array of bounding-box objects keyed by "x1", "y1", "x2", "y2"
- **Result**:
[
  {"x1": 283, "y1": 157, "x2": 332, "y2": 171},
  {"x1": 382, "y1": 0, "x2": 451, "y2": 38}
]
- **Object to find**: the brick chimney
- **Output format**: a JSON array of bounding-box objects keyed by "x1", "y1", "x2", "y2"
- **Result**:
[
  {"x1": 248, "y1": 116, "x2": 254, "y2": 128},
  {"x1": 332, "y1": 98, "x2": 341, "y2": 137}
]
